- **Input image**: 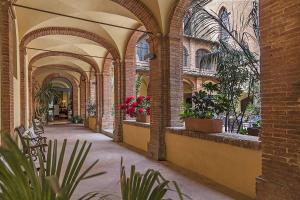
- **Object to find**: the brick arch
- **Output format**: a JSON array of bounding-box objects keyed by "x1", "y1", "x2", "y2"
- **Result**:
[
  {"x1": 19, "y1": 27, "x2": 120, "y2": 125},
  {"x1": 29, "y1": 51, "x2": 100, "y2": 73},
  {"x1": 30, "y1": 64, "x2": 89, "y2": 121},
  {"x1": 41, "y1": 72, "x2": 79, "y2": 117},
  {"x1": 20, "y1": 27, "x2": 120, "y2": 59},
  {"x1": 124, "y1": 26, "x2": 146, "y2": 100},
  {"x1": 111, "y1": 0, "x2": 160, "y2": 33}
]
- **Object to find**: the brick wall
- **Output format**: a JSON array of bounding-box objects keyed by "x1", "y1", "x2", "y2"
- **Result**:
[
  {"x1": 256, "y1": 0, "x2": 300, "y2": 199},
  {"x1": 0, "y1": 1, "x2": 14, "y2": 133},
  {"x1": 102, "y1": 54, "x2": 114, "y2": 130}
]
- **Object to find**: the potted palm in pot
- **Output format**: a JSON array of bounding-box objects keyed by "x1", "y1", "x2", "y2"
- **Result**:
[
  {"x1": 120, "y1": 96, "x2": 151, "y2": 123},
  {"x1": 180, "y1": 83, "x2": 229, "y2": 133}
]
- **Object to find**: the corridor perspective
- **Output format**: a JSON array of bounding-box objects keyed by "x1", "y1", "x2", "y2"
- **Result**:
[
  {"x1": 0, "y1": 0, "x2": 299, "y2": 199},
  {"x1": 45, "y1": 124, "x2": 248, "y2": 200}
]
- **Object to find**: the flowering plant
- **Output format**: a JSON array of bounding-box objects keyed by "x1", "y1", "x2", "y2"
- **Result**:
[{"x1": 120, "y1": 96, "x2": 151, "y2": 117}]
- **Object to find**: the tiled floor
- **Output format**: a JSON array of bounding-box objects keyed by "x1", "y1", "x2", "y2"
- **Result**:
[{"x1": 45, "y1": 124, "x2": 251, "y2": 200}]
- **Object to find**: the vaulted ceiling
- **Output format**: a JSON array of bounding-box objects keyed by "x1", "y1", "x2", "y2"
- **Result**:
[{"x1": 15, "y1": 0, "x2": 179, "y2": 78}]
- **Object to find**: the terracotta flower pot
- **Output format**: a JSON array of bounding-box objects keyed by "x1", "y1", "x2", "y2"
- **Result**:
[
  {"x1": 247, "y1": 127, "x2": 260, "y2": 136},
  {"x1": 136, "y1": 114, "x2": 150, "y2": 123},
  {"x1": 184, "y1": 118, "x2": 223, "y2": 133}
]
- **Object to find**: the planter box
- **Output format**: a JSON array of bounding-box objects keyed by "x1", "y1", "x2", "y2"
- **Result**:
[
  {"x1": 247, "y1": 127, "x2": 260, "y2": 136},
  {"x1": 136, "y1": 114, "x2": 150, "y2": 123},
  {"x1": 184, "y1": 118, "x2": 223, "y2": 133}
]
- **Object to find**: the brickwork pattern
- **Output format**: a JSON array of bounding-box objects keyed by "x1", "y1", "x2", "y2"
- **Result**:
[
  {"x1": 0, "y1": 1, "x2": 14, "y2": 133},
  {"x1": 256, "y1": 0, "x2": 300, "y2": 199},
  {"x1": 102, "y1": 54, "x2": 114, "y2": 130}
]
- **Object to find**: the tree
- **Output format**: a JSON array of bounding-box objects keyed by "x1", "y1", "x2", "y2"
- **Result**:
[{"x1": 185, "y1": 0, "x2": 260, "y2": 133}]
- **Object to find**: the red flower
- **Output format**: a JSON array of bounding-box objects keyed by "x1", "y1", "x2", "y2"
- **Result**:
[
  {"x1": 146, "y1": 96, "x2": 151, "y2": 101},
  {"x1": 131, "y1": 102, "x2": 138, "y2": 107},
  {"x1": 146, "y1": 107, "x2": 151, "y2": 115},
  {"x1": 138, "y1": 108, "x2": 144, "y2": 113},
  {"x1": 137, "y1": 96, "x2": 145, "y2": 103},
  {"x1": 128, "y1": 107, "x2": 135, "y2": 114},
  {"x1": 125, "y1": 96, "x2": 135, "y2": 104},
  {"x1": 119, "y1": 104, "x2": 126, "y2": 110}
]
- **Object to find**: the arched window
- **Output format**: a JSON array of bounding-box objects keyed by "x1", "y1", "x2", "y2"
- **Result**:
[
  {"x1": 183, "y1": 13, "x2": 192, "y2": 36},
  {"x1": 183, "y1": 47, "x2": 189, "y2": 67},
  {"x1": 136, "y1": 35, "x2": 149, "y2": 62},
  {"x1": 195, "y1": 49, "x2": 210, "y2": 69},
  {"x1": 219, "y1": 7, "x2": 230, "y2": 41}
]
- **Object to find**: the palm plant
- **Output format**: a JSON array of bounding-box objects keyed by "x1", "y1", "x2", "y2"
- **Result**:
[
  {"x1": 185, "y1": 0, "x2": 260, "y2": 133},
  {"x1": 120, "y1": 159, "x2": 191, "y2": 200},
  {"x1": 34, "y1": 83, "x2": 58, "y2": 122},
  {"x1": 0, "y1": 132, "x2": 105, "y2": 200}
]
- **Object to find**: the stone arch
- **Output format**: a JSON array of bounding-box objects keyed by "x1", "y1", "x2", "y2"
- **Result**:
[
  {"x1": 41, "y1": 72, "x2": 79, "y2": 117},
  {"x1": 19, "y1": 26, "x2": 120, "y2": 127}
]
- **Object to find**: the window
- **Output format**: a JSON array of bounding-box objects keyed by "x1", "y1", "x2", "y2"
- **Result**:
[
  {"x1": 136, "y1": 36, "x2": 149, "y2": 62},
  {"x1": 183, "y1": 13, "x2": 192, "y2": 36},
  {"x1": 195, "y1": 49, "x2": 210, "y2": 69},
  {"x1": 219, "y1": 7, "x2": 230, "y2": 41},
  {"x1": 183, "y1": 47, "x2": 189, "y2": 67}
]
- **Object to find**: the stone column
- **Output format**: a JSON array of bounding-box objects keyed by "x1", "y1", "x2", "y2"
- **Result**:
[
  {"x1": 256, "y1": 0, "x2": 300, "y2": 199},
  {"x1": 0, "y1": 0, "x2": 15, "y2": 133},
  {"x1": 147, "y1": 34, "x2": 183, "y2": 160}
]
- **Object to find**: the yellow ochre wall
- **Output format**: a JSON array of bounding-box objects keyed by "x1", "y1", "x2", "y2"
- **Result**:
[
  {"x1": 88, "y1": 117, "x2": 97, "y2": 132},
  {"x1": 123, "y1": 123, "x2": 150, "y2": 152},
  {"x1": 165, "y1": 132, "x2": 262, "y2": 198}
]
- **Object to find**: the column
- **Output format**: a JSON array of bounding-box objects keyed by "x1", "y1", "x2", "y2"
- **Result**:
[
  {"x1": 79, "y1": 76, "x2": 86, "y2": 120},
  {"x1": 0, "y1": 0, "x2": 14, "y2": 133},
  {"x1": 147, "y1": 34, "x2": 183, "y2": 160},
  {"x1": 113, "y1": 60, "x2": 124, "y2": 142},
  {"x1": 256, "y1": 0, "x2": 300, "y2": 199},
  {"x1": 95, "y1": 73, "x2": 102, "y2": 132}
]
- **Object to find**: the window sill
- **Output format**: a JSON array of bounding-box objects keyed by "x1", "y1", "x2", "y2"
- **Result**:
[{"x1": 166, "y1": 127, "x2": 261, "y2": 150}]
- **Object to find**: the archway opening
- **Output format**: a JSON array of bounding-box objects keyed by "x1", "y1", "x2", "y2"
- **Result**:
[{"x1": 47, "y1": 78, "x2": 73, "y2": 123}]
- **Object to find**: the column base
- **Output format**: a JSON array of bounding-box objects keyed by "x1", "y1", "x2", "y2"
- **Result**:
[{"x1": 256, "y1": 176, "x2": 300, "y2": 200}]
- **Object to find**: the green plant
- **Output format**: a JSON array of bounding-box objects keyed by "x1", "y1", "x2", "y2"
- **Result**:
[
  {"x1": 185, "y1": 0, "x2": 261, "y2": 133},
  {"x1": 135, "y1": 75, "x2": 143, "y2": 96},
  {"x1": 239, "y1": 128, "x2": 248, "y2": 135},
  {"x1": 34, "y1": 83, "x2": 58, "y2": 122},
  {"x1": 180, "y1": 103, "x2": 194, "y2": 120},
  {"x1": 87, "y1": 98, "x2": 96, "y2": 117},
  {"x1": 72, "y1": 115, "x2": 83, "y2": 124},
  {"x1": 180, "y1": 83, "x2": 229, "y2": 120},
  {"x1": 252, "y1": 120, "x2": 261, "y2": 128},
  {"x1": 120, "y1": 159, "x2": 190, "y2": 200},
  {"x1": 0, "y1": 132, "x2": 105, "y2": 200}
]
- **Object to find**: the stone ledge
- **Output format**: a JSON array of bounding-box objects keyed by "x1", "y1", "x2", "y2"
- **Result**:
[
  {"x1": 166, "y1": 127, "x2": 261, "y2": 150},
  {"x1": 123, "y1": 120, "x2": 150, "y2": 128}
]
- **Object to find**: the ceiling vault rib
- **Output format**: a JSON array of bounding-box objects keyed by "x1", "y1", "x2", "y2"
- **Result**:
[
  {"x1": 27, "y1": 47, "x2": 114, "y2": 60},
  {"x1": 13, "y1": 3, "x2": 153, "y2": 34}
]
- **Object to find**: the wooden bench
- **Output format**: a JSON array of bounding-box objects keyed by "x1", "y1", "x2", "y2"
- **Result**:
[{"x1": 15, "y1": 125, "x2": 47, "y2": 161}]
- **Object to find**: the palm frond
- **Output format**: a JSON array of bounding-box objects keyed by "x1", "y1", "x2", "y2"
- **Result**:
[{"x1": 0, "y1": 132, "x2": 105, "y2": 200}]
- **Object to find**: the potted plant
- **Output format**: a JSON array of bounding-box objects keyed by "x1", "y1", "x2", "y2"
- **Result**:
[
  {"x1": 120, "y1": 96, "x2": 151, "y2": 123},
  {"x1": 247, "y1": 120, "x2": 261, "y2": 136},
  {"x1": 180, "y1": 83, "x2": 229, "y2": 133},
  {"x1": 71, "y1": 115, "x2": 83, "y2": 124}
]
